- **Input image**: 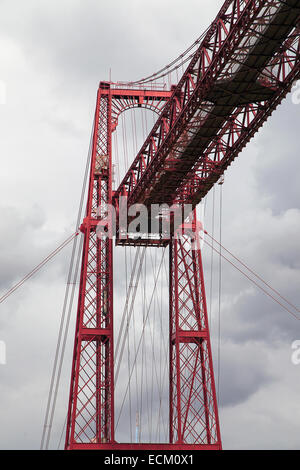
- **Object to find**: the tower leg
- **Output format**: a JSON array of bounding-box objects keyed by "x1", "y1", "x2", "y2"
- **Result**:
[
  {"x1": 169, "y1": 211, "x2": 221, "y2": 448},
  {"x1": 65, "y1": 85, "x2": 114, "y2": 448}
]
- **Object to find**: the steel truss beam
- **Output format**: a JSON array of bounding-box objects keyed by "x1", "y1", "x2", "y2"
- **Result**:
[{"x1": 113, "y1": 0, "x2": 300, "y2": 213}]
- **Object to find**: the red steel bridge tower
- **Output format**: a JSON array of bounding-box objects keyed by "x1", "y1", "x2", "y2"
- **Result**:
[{"x1": 65, "y1": 0, "x2": 300, "y2": 450}]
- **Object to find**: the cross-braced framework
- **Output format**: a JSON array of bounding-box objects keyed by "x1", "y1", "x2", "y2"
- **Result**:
[
  {"x1": 65, "y1": 88, "x2": 115, "y2": 446},
  {"x1": 65, "y1": 0, "x2": 300, "y2": 451},
  {"x1": 64, "y1": 83, "x2": 221, "y2": 450},
  {"x1": 169, "y1": 217, "x2": 221, "y2": 447}
]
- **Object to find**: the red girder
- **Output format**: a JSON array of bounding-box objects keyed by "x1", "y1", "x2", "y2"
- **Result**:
[
  {"x1": 69, "y1": 443, "x2": 221, "y2": 450},
  {"x1": 106, "y1": 84, "x2": 172, "y2": 131},
  {"x1": 113, "y1": 0, "x2": 300, "y2": 213}
]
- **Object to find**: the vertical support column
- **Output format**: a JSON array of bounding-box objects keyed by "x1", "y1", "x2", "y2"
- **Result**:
[
  {"x1": 65, "y1": 83, "x2": 114, "y2": 448},
  {"x1": 169, "y1": 211, "x2": 222, "y2": 448}
]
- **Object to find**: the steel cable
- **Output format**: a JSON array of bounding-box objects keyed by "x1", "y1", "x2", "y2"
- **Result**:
[
  {"x1": 115, "y1": 248, "x2": 166, "y2": 432},
  {"x1": 205, "y1": 230, "x2": 300, "y2": 315},
  {"x1": 40, "y1": 118, "x2": 95, "y2": 449},
  {"x1": 202, "y1": 237, "x2": 300, "y2": 321}
]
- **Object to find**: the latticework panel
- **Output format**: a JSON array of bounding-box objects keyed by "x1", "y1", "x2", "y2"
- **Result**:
[
  {"x1": 65, "y1": 89, "x2": 114, "y2": 448},
  {"x1": 169, "y1": 222, "x2": 221, "y2": 446}
]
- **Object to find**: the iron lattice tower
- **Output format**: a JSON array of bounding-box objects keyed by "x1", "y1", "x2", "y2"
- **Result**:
[
  {"x1": 65, "y1": 83, "x2": 221, "y2": 450},
  {"x1": 65, "y1": 0, "x2": 300, "y2": 451}
]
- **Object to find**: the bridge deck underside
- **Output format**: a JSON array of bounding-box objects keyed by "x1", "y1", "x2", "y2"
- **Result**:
[{"x1": 136, "y1": 3, "x2": 300, "y2": 208}]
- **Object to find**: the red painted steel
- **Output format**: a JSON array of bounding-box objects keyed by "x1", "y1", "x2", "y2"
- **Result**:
[
  {"x1": 113, "y1": 0, "x2": 300, "y2": 214},
  {"x1": 65, "y1": 0, "x2": 300, "y2": 451},
  {"x1": 65, "y1": 87, "x2": 115, "y2": 447},
  {"x1": 169, "y1": 213, "x2": 221, "y2": 447},
  {"x1": 69, "y1": 443, "x2": 220, "y2": 450},
  {"x1": 65, "y1": 85, "x2": 170, "y2": 449}
]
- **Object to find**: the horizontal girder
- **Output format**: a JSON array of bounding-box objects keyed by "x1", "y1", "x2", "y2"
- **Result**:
[{"x1": 69, "y1": 442, "x2": 221, "y2": 450}]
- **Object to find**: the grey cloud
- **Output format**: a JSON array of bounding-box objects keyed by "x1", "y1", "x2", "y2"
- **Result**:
[
  {"x1": 217, "y1": 341, "x2": 276, "y2": 408},
  {"x1": 255, "y1": 100, "x2": 300, "y2": 214}
]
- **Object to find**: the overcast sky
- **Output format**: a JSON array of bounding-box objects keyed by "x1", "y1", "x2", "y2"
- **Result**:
[{"x1": 0, "y1": 0, "x2": 300, "y2": 450}]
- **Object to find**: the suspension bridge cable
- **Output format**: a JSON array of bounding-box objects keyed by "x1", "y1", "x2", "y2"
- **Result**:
[
  {"x1": 125, "y1": 247, "x2": 133, "y2": 442},
  {"x1": 148, "y1": 248, "x2": 169, "y2": 440},
  {"x1": 138, "y1": 253, "x2": 146, "y2": 443},
  {"x1": 0, "y1": 230, "x2": 80, "y2": 449},
  {"x1": 118, "y1": 0, "x2": 237, "y2": 88},
  {"x1": 57, "y1": 413, "x2": 67, "y2": 450},
  {"x1": 40, "y1": 119, "x2": 94, "y2": 449},
  {"x1": 114, "y1": 247, "x2": 147, "y2": 440},
  {"x1": 44, "y1": 236, "x2": 84, "y2": 450},
  {"x1": 115, "y1": 248, "x2": 167, "y2": 431},
  {"x1": 131, "y1": 112, "x2": 141, "y2": 425},
  {"x1": 0, "y1": 232, "x2": 79, "y2": 305},
  {"x1": 122, "y1": 24, "x2": 211, "y2": 86},
  {"x1": 115, "y1": 247, "x2": 142, "y2": 361},
  {"x1": 202, "y1": 237, "x2": 300, "y2": 322},
  {"x1": 114, "y1": 249, "x2": 147, "y2": 384},
  {"x1": 209, "y1": 186, "x2": 216, "y2": 328},
  {"x1": 147, "y1": 250, "x2": 170, "y2": 441},
  {"x1": 155, "y1": 254, "x2": 169, "y2": 441},
  {"x1": 39, "y1": 232, "x2": 80, "y2": 450},
  {"x1": 205, "y1": 230, "x2": 300, "y2": 314},
  {"x1": 143, "y1": 254, "x2": 151, "y2": 439},
  {"x1": 114, "y1": 107, "x2": 169, "y2": 441},
  {"x1": 217, "y1": 184, "x2": 222, "y2": 404},
  {"x1": 115, "y1": 107, "x2": 170, "y2": 442},
  {"x1": 142, "y1": 248, "x2": 168, "y2": 441}
]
